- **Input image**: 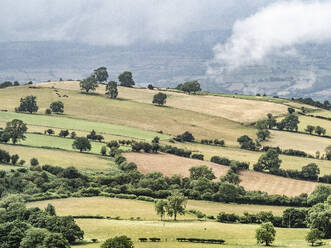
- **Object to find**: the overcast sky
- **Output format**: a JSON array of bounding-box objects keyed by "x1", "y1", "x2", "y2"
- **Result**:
[
  {"x1": 0, "y1": 0, "x2": 271, "y2": 45},
  {"x1": 2, "y1": 0, "x2": 331, "y2": 72}
]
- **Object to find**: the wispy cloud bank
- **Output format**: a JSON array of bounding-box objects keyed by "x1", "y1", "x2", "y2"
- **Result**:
[
  {"x1": 209, "y1": 0, "x2": 331, "y2": 72},
  {"x1": 0, "y1": 0, "x2": 269, "y2": 45}
]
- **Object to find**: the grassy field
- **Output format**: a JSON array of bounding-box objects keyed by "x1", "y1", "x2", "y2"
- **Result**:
[
  {"x1": 123, "y1": 152, "x2": 229, "y2": 178},
  {"x1": 0, "y1": 111, "x2": 169, "y2": 141},
  {"x1": 27, "y1": 197, "x2": 289, "y2": 220},
  {"x1": 0, "y1": 85, "x2": 256, "y2": 145},
  {"x1": 164, "y1": 141, "x2": 331, "y2": 176},
  {"x1": 73, "y1": 219, "x2": 313, "y2": 248},
  {"x1": 315, "y1": 110, "x2": 331, "y2": 118},
  {"x1": 123, "y1": 152, "x2": 321, "y2": 196},
  {"x1": 297, "y1": 115, "x2": 331, "y2": 135},
  {"x1": 0, "y1": 143, "x2": 116, "y2": 170},
  {"x1": 40, "y1": 81, "x2": 289, "y2": 123},
  {"x1": 265, "y1": 130, "x2": 331, "y2": 155}
]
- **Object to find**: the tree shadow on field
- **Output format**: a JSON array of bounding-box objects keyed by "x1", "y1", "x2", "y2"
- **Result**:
[{"x1": 80, "y1": 92, "x2": 101, "y2": 96}]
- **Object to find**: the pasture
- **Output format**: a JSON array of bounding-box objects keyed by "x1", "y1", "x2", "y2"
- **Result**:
[
  {"x1": 123, "y1": 152, "x2": 321, "y2": 196},
  {"x1": 0, "y1": 111, "x2": 169, "y2": 141},
  {"x1": 165, "y1": 141, "x2": 331, "y2": 176},
  {"x1": 40, "y1": 81, "x2": 289, "y2": 123},
  {"x1": 0, "y1": 143, "x2": 116, "y2": 170},
  {"x1": 28, "y1": 197, "x2": 288, "y2": 219},
  {"x1": 0, "y1": 84, "x2": 256, "y2": 145},
  {"x1": 73, "y1": 219, "x2": 311, "y2": 248}
]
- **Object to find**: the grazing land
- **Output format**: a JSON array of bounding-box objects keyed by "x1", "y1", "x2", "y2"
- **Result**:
[
  {"x1": 28, "y1": 197, "x2": 288, "y2": 219},
  {"x1": 0, "y1": 143, "x2": 116, "y2": 170},
  {"x1": 40, "y1": 81, "x2": 289, "y2": 123},
  {"x1": 73, "y1": 219, "x2": 310, "y2": 248},
  {"x1": 123, "y1": 152, "x2": 229, "y2": 178},
  {"x1": 124, "y1": 152, "x2": 321, "y2": 196}
]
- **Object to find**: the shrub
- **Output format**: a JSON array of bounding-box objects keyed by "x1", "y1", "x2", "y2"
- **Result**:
[
  {"x1": 101, "y1": 146, "x2": 107, "y2": 156},
  {"x1": 101, "y1": 236, "x2": 133, "y2": 248},
  {"x1": 11, "y1": 154, "x2": 19, "y2": 165},
  {"x1": 45, "y1": 108, "x2": 52, "y2": 115},
  {"x1": 191, "y1": 154, "x2": 204, "y2": 160},
  {"x1": 30, "y1": 158, "x2": 39, "y2": 166},
  {"x1": 114, "y1": 155, "x2": 126, "y2": 165},
  {"x1": 210, "y1": 156, "x2": 231, "y2": 166}
]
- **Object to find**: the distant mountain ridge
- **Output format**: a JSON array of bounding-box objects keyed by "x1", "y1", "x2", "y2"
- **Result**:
[{"x1": 0, "y1": 30, "x2": 330, "y2": 100}]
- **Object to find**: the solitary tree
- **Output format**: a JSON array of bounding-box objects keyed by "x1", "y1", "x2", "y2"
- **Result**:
[
  {"x1": 305, "y1": 125, "x2": 315, "y2": 135},
  {"x1": 315, "y1": 126, "x2": 326, "y2": 136},
  {"x1": 80, "y1": 76, "x2": 98, "y2": 93},
  {"x1": 166, "y1": 190, "x2": 187, "y2": 221},
  {"x1": 266, "y1": 113, "x2": 276, "y2": 129},
  {"x1": 4, "y1": 119, "x2": 28, "y2": 144},
  {"x1": 50, "y1": 101, "x2": 64, "y2": 113},
  {"x1": 46, "y1": 129, "x2": 54, "y2": 135},
  {"x1": 72, "y1": 137, "x2": 91, "y2": 152},
  {"x1": 118, "y1": 71, "x2": 135, "y2": 87},
  {"x1": 93, "y1": 67, "x2": 109, "y2": 84},
  {"x1": 59, "y1": 130, "x2": 69, "y2": 138},
  {"x1": 305, "y1": 229, "x2": 323, "y2": 246},
  {"x1": 106, "y1": 81, "x2": 118, "y2": 99},
  {"x1": 180, "y1": 80, "x2": 201, "y2": 94},
  {"x1": 152, "y1": 92, "x2": 167, "y2": 106},
  {"x1": 301, "y1": 163, "x2": 320, "y2": 181},
  {"x1": 256, "y1": 222, "x2": 276, "y2": 246},
  {"x1": 155, "y1": 199, "x2": 167, "y2": 220},
  {"x1": 17, "y1": 95, "x2": 38, "y2": 113},
  {"x1": 257, "y1": 149, "x2": 282, "y2": 172}
]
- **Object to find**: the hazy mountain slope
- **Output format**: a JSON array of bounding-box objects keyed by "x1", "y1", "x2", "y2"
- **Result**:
[{"x1": 0, "y1": 30, "x2": 330, "y2": 100}]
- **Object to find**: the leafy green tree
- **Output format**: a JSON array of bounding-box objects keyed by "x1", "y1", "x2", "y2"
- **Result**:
[
  {"x1": 17, "y1": 95, "x2": 39, "y2": 113},
  {"x1": 106, "y1": 81, "x2": 118, "y2": 99},
  {"x1": 59, "y1": 130, "x2": 69, "y2": 138},
  {"x1": 43, "y1": 233, "x2": 70, "y2": 248},
  {"x1": 305, "y1": 125, "x2": 315, "y2": 134},
  {"x1": 152, "y1": 92, "x2": 167, "y2": 106},
  {"x1": 221, "y1": 170, "x2": 241, "y2": 185},
  {"x1": 257, "y1": 149, "x2": 282, "y2": 172},
  {"x1": 80, "y1": 76, "x2": 98, "y2": 93},
  {"x1": 180, "y1": 80, "x2": 201, "y2": 94},
  {"x1": 93, "y1": 67, "x2": 109, "y2": 84},
  {"x1": 11, "y1": 154, "x2": 19, "y2": 165},
  {"x1": 45, "y1": 204, "x2": 56, "y2": 216},
  {"x1": 307, "y1": 196, "x2": 331, "y2": 238},
  {"x1": 118, "y1": 71, "x2": 135, "y2": 87},
  {"x1": 175, "y1": 131, "x2": 195, "y2": 142},
  {"x1": 255, "y1": 222, "x2": 276, "y2": 246},
  {"x1": 256, "y1": 120, "x2": 268, "y2": 130},
  {"x1": 47, "y1": 129, "x2": 54, "y2": 135},
  {"x1": 237, "y1": 135, "x2": 256, "y2": 150},
  {"x1": 101, "y1": 146, "x2": 107, "y2": 156},
  {"x1": 288, "y1": 107, "x2": 295, "y2": 114},
  {"x1": 155, "y1": 199, "x2": 167, "y2": 220},
  {"x1": 72, "y1": 137, "x2": 91, "y2": 152},
  {"x1": 282, "y1": 208, "x2": 307, "y2": 228},
  {"x1": 307, "y1": 185, "x2": 331, "y2": 206},
  {"x1": 189, "y1": 165, "x2": 216, "y2": 180},
  {"x1": 101, "y1": 236, "x2": 133, "y2": 248},
  {"x1": 216, "y1": 182, "x2": 245, "y2": 202},
  {"x1": 282, "y1": 115, "x2": 300, "y2": 131},
  {"x1": 30, "y1": 158, "x2": 39, "y2": 166},
  {"x1": 50, "y1": 101, "x2": 64, "y2": 113},
  {"x1": 20, "y1": 228, "x2": 48, "y2": 248},
  {"x1": 266, "y1": 113, "x2": 276, "y2": 129},
  {"x1": 305, "y1": 229, "x2": 323, "y2": 246},
  {"x1": 4, "y1": 119, "x2": 28, "y2": 144},
  {"x1": 166, "y1": 190, "x2": 187, "y2": 221},
  {"x1": 315, "y1": 126, "x2": 326, "y2": 136},
  {"x1": 257, "y1": 129, "x2": 270, "y2": 141},
  {"x1": 301, "y1": 163, "x2": 320, "y2": 181},
  {"x1": 45, "y1": 108, "x2": 52, "y2": 115},
  {"x1": 70, "y1": 132, "x2": 77, "y2": 139}
]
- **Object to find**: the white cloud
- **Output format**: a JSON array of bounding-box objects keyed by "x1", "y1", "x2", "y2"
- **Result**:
[
  {"x1": 209, "y1": 0, "x2": 331, "y2": 70},
  {"x1": 0, "y1": 0, "x2": 270, "y2": 45}
]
